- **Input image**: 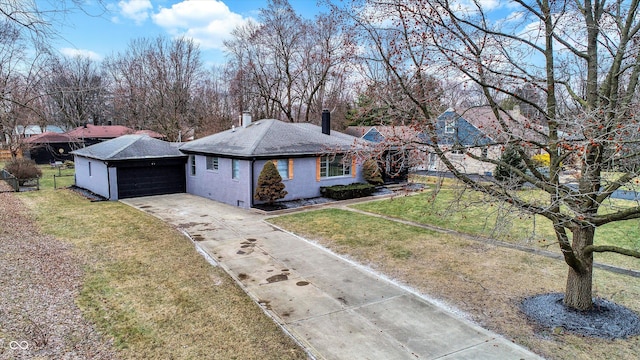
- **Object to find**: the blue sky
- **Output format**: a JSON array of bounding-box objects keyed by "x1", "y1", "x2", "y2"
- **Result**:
[{"x1": 50, "y1": 0, "x2": 324, "y2": 65}]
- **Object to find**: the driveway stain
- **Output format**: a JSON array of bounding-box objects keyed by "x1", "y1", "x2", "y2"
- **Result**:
[{"x1": 266, "y1": 274, "x2": 288, "y2": 283}]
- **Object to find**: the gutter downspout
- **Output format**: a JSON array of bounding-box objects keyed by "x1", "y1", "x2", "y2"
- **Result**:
[
  {"x1": 106, "y1": 161, "x2": 111, "y2": 200},
  {"x1": 250, "y1": 159, "x2": 255, "y2": 208}
]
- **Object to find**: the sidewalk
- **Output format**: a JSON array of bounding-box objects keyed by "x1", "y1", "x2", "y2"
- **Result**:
[{"x1": 122, "y1": 194, "x2": 543, "y2": 360}]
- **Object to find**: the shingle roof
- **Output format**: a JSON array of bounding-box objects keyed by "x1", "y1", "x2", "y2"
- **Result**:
[
  {"x1": 24, "y1": 132, "x2": 81, "y2": 144},
  {"x1": 67, "y1": 124, "x2": 135, "y2": 139},
  {"x1": 179, "y1": 119, "x2": 364, "y2": 158},
  {"x1": 71, "y1": 134, "x2": 186, "y2": 161},
  {"x1": 457, "y1": 106, "x2": 545, "y2": 143}
]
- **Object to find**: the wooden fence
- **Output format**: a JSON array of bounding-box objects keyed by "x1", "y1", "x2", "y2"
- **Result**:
[{"x1": 0, "y1": 149, "x2": 22, "y2": 162}]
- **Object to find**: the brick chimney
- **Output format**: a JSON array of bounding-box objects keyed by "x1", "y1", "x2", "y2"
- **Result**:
[{"x1": 241, "y1": 111, "x2": 252, "y2": 128}]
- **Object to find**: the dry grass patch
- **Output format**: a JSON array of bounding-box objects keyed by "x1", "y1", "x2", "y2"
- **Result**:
[
  {"x1": 19, "y1": 189, "x2": 306, "y2": 360},
  {"x1": 354, "y1": 189, "x2": 640, "y2": 272},
  {"x1": 267, "y1": 208, "x2": 640, "y2": 360}
]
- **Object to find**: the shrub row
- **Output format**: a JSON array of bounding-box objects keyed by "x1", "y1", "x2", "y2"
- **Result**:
[{"x1": 320, "y1": 183, "x2": 376, "y2": 200}]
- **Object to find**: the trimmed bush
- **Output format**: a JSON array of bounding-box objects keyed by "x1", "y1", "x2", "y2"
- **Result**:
[
  {"x1": 4, "y1": 158, "x2": 42, "y2": 185},
  {"x1": 254, "y1": 161, "x2": 287, "y2": 204},
  {"x1": 363, "y1": 159, "x2": 384, "y2": 185},
  {"x1": 320, "y1": 183, "x2": 376, "y2": 200}
]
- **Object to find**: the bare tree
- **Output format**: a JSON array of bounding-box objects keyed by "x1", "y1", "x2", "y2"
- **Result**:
[
  {"x1": 0, "y1": 20, "x2": 49, "y2": 157},
  {"x1": 342, "y1": 0, "x2": 640, "y2": 311},
  {"x1": 225, "y1": 0, "x2": 352, "y2": 123},
  {"x1": 46, "y1": 55, "x2": 107, "y2": 129},
  {"x1": 106, "y1": 36, "x2": 203, "y2": 141},
  {"x1": 191, "y1": 65, "x2": 235, "y2": 137}
]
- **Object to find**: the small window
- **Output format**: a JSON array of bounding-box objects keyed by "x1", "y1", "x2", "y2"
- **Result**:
[
  {"x1": 320, "y1": 155, "x2": 351, "y2": 178},
  {"x1": 232, "y1": 159, "x2": 239, "y2": 179},
  {"x1": 274, "y1": 159, "x2": 289, "y2": 179},
  {"x1": 88, "y1": 162, "x2": 92, "y2": 176},
  {"x1": 445, "y1": 118, "x2": 456, "y2": 134},
  {"x1": 481, "y1": 147, "x2": 488, "y2": 158},
  {"x1": 206, "y1": 156, "x2": 218, "y2": 171},
  {"x1": 190, "y1": 156, "x2": 196, "y2": 176}
]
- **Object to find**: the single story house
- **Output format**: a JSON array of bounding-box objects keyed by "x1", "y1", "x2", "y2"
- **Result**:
[
  {"x1": 24, "y1": 132, "x2": 83, "y2": 164},
  {"x1": 72, "y1": 134, "x2": 187, "y2": 200},
  {"x1": 71, "y1": 112, "x2": 367, "y2": 208},
  {"x1": 179, "y1": 112, "x2": 367, "y2": 209}
]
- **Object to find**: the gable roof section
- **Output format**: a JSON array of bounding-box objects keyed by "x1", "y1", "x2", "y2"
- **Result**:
[
  {"x1": 459, "y1": 106, "x2": 546, "y2": 144},
  {"x1": 71, "y1": 135, "x2": 186, "y2": 161},
  {"x1": 180, "y1": 119, "x2": 364, "y2": 158},
  {"x1": 427, "y1": 109, "x2": 494, "y2": 146}
]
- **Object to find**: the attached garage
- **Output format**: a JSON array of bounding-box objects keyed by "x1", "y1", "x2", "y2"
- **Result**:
[
  {"x1": 115, "y1": 160, "x2": 186, "y2": 199},
  {"x1": 72, "y1": 135, "x2": 187, "y2": 200}
]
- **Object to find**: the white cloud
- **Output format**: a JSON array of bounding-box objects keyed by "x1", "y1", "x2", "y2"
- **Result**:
[
  {"x1": 60, "y1": 48, "x2": 103, "y2": 61},
  {"x1": 118, "y1": 0, "x2": 152, "y2": 25},
  {"x1": 151, "y1": 0, "x2": 249, "y2": 50}
]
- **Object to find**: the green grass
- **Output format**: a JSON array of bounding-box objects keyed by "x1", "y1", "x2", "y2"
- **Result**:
[
  {"x1": 38, "y1": 164, "x2": 76, "y2": 189},
  {"x1": 19, "y1": 189, "x2": 306, "y2": 359}
]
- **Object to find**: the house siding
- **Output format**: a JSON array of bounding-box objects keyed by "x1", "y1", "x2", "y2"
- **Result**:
[
  {"x1": 186, "y1": 155, "x2": 252, "y2": 208},
  {"x1": 186, "y1": 155, "x2": 366, "y2": 208},
  {"x1": 253, "y1": 157, "x2": 366, "y2": 203},
  {"x1": 74, "y1": 155, "x2": 114, "y2": 199}
]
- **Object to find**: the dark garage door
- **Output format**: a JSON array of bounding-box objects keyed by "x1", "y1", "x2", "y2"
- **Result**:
[{"x1": 117, "y1": 165, "x2": 185, "y2": 199}]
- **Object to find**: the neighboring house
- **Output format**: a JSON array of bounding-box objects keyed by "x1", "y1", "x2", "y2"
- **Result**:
[
  {"x1": 72, "y1": 135, "x2": 187, "y2": 200},
  {"x1": 179, "y1": 112, "x2": 367, "y2": 209},
  {"x1": 66, "y1": 124, "x2": 164, "y2": 146},
  {"x1": 423, "y1": 108, "x2": 499, "y2": 175},
  {"x1": 14, "y1": 125, "x2": 65, "y2": 138},
  {"x1": 23, "y1": 132, "x2": 83, "y2": 164},
  {"x1": 345, "y1": 126, "x2": 423, "y2": 182},
  {"x1": 4, "y1": 125, "x2": 65, "y2": 145},
  {"x1": 458, "y1": 106, "x2": 547, "y2": 145}
]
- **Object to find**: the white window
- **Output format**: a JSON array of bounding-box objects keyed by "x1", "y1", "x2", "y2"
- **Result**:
[
  {"x1": 206, "y1": 156, "x2": 219, "y2": 171},
  {"x1": 190, "y1": 156, "x2": 196, "y2": 176},
  {"x1": 232, "y1": 159, "x2": 239, "y2": 179},
  {"x1": 320, "y1": 155, "x2": 351, "y2": 178}
]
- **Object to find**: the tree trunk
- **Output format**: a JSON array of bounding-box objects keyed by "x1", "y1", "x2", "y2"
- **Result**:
[{"x1": 564, "y1": 226, "x2": 595, "y2": 310}]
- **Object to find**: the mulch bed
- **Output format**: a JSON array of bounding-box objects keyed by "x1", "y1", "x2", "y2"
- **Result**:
[{"x1": 0, "y1": 188, "x2": 116, "y2": 359}]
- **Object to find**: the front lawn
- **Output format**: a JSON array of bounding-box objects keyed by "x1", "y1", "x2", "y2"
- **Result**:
[
  {"x1": 18, "y1": 189, "x2": 306, "y2": 359},
  {"x1": 267, "y1": 207, "x2": 640, "y2": 360},
  {"x1": 353, "y1": 183, "x2": 640, "y2": 272}
]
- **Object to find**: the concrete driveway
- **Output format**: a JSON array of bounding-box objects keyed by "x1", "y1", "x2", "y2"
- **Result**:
[{"x1": 122, "y1": 193, "x2": 543, "y2": 360}]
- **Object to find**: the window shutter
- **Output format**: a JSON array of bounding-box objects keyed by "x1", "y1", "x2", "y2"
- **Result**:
[
  {"x1": 316, "y1": 157, "x2": 321, "y2": 181},
  {"x1": 288, "y1": 158, "x2": 294, "y2": 179},
  {"x1": 351, "y1": 157, "x2": 356, "y2": 178}
]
